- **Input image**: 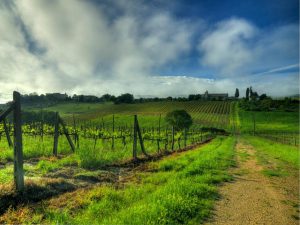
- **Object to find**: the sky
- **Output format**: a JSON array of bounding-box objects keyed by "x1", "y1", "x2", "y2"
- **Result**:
[{"x1": 0, "y1": 0, "x2": 299, "y2": 102}]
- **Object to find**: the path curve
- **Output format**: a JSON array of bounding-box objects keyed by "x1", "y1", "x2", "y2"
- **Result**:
[{"x1": 205, "y1": 141, "x2": 297, "y2": 225}]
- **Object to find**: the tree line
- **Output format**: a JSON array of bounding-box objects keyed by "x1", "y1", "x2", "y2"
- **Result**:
[
  {"x1": 239, "y1": 86, "x2": 299, "y2": 112},
  {"x1": 16, "y1": 91, "x2": 235, "y2": 106}
]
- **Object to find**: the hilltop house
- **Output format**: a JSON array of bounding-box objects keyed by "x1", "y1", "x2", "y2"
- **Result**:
[{"x1": 202, "y1": 90, "x2": 228, "y2": 100}]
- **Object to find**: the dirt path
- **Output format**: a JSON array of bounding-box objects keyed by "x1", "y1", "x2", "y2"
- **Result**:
[{"x1": 205, "y1": 141, "x2": 298, "y2": 225}]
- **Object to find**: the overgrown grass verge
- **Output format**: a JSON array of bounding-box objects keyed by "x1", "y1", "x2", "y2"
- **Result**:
[
  {"x1": 1, "y1": 136, "x2": 236, "y2": 224},
  {"x1": 243, "y1": 135, "x2": 299, "y2": 169}
]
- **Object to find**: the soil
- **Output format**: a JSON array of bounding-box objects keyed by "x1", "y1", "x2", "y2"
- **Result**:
[{"x1": 205, "y1": 140, "x2": 299, "y2": 225}]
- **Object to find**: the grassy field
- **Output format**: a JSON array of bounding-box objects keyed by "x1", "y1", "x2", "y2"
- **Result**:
[
  {"x1": 243, "y1": 135, "x2": 299, "y2": 169},
  {"x1": 0, "y1": 136, "x2": 236, "y2": 224},
  {"x1": 239, "y1": 110, "x2": 299, "y2": 133}
]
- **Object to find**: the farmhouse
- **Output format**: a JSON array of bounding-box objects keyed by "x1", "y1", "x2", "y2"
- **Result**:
[{"x1": 202, "y1": 90, "x2": 228, "y2": 100}]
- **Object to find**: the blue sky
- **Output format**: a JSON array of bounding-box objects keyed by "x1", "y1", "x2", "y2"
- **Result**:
[{"x1": 0, "y1": 0, "x2": 298, "y2": 102}]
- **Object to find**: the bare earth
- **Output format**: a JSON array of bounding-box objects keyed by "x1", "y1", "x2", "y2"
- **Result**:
[{"x1": 205, "y1": 141, "x2": 299, "y2": 225}]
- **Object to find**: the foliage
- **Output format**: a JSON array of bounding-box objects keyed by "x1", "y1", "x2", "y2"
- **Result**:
[
  {"x1": 165, "y1": 110, "x2": 193, "y2": 131},
  {"x1": 239, "y1": 97, "x2": 299, "y2": 112},
  {"x1": 114, "y1": 93, "x2": 134, "y2": 104},
  {"x1": 235, "y1": 88, "x2": 239, "y2": 98}
]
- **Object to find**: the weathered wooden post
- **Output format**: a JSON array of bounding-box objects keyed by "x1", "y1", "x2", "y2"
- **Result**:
[
  {"x1": 252, "y1": 112, "x2": 256, "y2": 136},
  {"x1": 72, "y1": 114, "x2": 77, "y2": 144},
  {"x1": 112, "y1": 114, "x2": 115, "y2": 149},
  {"x1": 184, "y1": 128, "x2": 187, "y2": 148},
  {"x1": 59, "y1": 116, "x2": 75, "y2": 152},
  {"x1": 133, "y1": 115, "x2": 137, "y2": 160},
  {"x1": 53, "y1": 112, "x2": 59, "y2": 156},
  {"x1": 13, "y1": 91, "x2": 24, "y2": 192},
  {"x1": 3, "y1": 118, "x2": 13, "y2": 147},
  {"x1": 40, "y1": 108, "x2": 44, "y2": 141},
  {"x1": 136, "y1": 115, "x2": 148, "y2": 157},
  {"x1": 157, "y1": 114, "x2": 161, "y2": 152},
  {"x1": 171, "y1": 126, "x2": 175, "y2": 151}
]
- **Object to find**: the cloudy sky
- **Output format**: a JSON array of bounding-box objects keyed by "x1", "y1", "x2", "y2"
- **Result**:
[{"x1": 0, "y1": 0, "x2": 298, "y2": 102}]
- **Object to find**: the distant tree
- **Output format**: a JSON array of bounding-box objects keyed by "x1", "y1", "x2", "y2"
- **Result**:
[
  {"x1": 188, "y1": 94, "x2": 202, "y2": 101},
  {"x1": 101, "y1": 94, "x2": 115, "y2": 102},
  {"x1": 249, "y1": 86, "x2": 253, "y2": 98},
  {"x1": 246, "y1": 88, "x2": 250, "y2": 100},
  {"x1": 166, "y1": 96, "x2": 173, "y2": 101},
  {"x1": 259, "y1": 94, "x2": 267, "y2": 100},
  {"x1": 165, "y1": 110, "x2": 193, "y2": 131},
  {"x1": 235, "y1": 88, "x2": 240, "y2": 98},
  {"x1": 114, "y1": 93, "x2": 134, "y2": 104}
]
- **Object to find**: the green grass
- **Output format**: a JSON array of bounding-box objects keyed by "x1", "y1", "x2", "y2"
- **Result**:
[
  {"x1": 243, "y1": 135, "x2": 299, "y2": 169},
  {"x1": 239, "y1": 110, "x2": 299, "y2": 133},
  {"x1": 11, "y1": 136, "x2": 235, "y2": 224},
  {"x1": 0, "y1": 166, "x2": 13, "y2": 184}
]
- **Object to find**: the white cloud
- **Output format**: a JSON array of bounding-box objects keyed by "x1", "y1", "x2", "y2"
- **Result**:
[
  {"x1": 0, "y1": 0, "x2": 198, "y2": 102},
  {"x1": 198, "y1": 18, "x2": 299, "y2": 76},
  {"x1": 0, "y1": 1, "x2": 298, "y2": 103},
  {"x1": 199, "y1": 18, "x2": 256, "y2": 75}
]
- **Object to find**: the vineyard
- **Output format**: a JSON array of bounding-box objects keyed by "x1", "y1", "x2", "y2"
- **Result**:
[
  {"x1": 0, "y1": 101, "x2": 233, "y2": 167},
  {"x1": 0, "y1": 95, "x2": 299, "y2": 224}
]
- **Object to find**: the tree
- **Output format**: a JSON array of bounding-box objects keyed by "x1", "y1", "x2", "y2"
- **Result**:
[
  {"x1": 246, "y1": 88, "x2": 250, "y2": 100},
  {"x1": 251, "y1": 91, "x2": 259, "y2": 101},
  {"x1": 249, "y1": 86, "x2": 253, "y2": 98},
  {"x1": 114, "y1": 93, "x2": 134, "y2": 104},
  {"x1": 235, "y1": 88, "x2": 239, "y2": 98},
  {"x1": 259, "y1": 93, "x2": 267, "y2": 100},
  {"x1": 165, "y1": 110, "x2": 193, "y2": 131}
]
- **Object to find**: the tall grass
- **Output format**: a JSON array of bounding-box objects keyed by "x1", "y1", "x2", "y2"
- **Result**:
[
  {"x1": 243, "y1": 135, "x2": 299, "y2": 168},
  {"x1": 239, "y1": 110, "x2": 299, "y2": 133},
  {"x1": 39, "y1": 136, "x2": 236, "y2": 224}
]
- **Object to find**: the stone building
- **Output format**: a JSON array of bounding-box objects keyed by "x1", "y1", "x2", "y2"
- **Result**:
[{"x1": 202, "y1": 90, "x2": 228, "y2": 100}]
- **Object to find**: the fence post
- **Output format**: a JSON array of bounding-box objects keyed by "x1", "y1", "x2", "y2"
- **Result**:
[
  {"x1": 171, "y1": 126, "x2": 175, "y2": 151},
  {"x1": 3, "y1": 118, "x2": 13, "y2": 147},
  {"x1": 184, "y1": 128, "x2": 187, "y2": 148},
  {"x1": 59, "y1": 116, "x2": 75, "y2": 152},
  {"x1": 13, "y1": 91, "x2": 24, "y2": 192},
  {"x1": 136, "y1": 115, "x2": 148, "y2": 157},
  {"x1": 53, "y1": 112, "x2": 59, "y2": 156},
  {"x1": 112, "y1": 114, "x2": 115, "y2": 149},
  {"x1": 252, "y1": 112, "x2": 256, "y2": 136},
  {"x1": 133, "y1": 115, "x2": 137, "y2": 160},
  {"x1": 157, "y1": 114, "x2": 161, "y2": 152}
]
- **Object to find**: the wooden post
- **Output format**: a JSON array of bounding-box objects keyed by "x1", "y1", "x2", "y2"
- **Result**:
[
  {"x1": 112, "y1": 114, "x2": 115, "y2": 149},
  {"x1": 3, "y1": 118, "x2": 13, "y2": 147},
  {"x1": 157, "y1": 114, "x2": 161, "y2": 152},
  {"x1": 53, "y1": 112, "x2": 59, "y2": 156},
  {"x1": 132, "y1": 115, "x2": 137, "y2": 160},
  {"x1": 40, "y1": 108, "x2": 44, "y2": 141},
  {"x1": 165, "y1": 128, "x2": 168, "y2": 151},
  {"x1": 136, "y1": 116, "x2": 148, "y2": 157},
  {"x1": 252, "y1": 112, "x2": 256, "y2": 136},
  {"x1": 184, "y1": 128, "x2": 187, "y2": 148},
  {"x1": 59, "y1": 116, "x2": 75, "y2": 152},
  {"x1": 171, "y1": 126, "x2": 175, "y2": 151},
  {"x1": 13, "y1": 91, "x2": 24, "y2": 192},
  {"x1": 72, "y1": 114, "x2": 77, "y2": 144}
]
